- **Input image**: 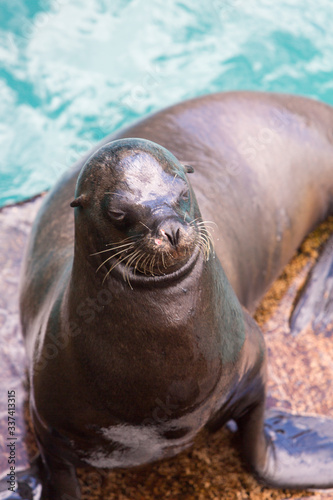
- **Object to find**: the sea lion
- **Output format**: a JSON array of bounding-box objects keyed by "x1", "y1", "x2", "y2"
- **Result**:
[{"x1": 19, "y1": 92, "x2": 333, "y2": 499}]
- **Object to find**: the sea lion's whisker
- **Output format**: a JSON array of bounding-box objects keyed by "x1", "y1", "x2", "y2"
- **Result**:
[
  {"x1": 106, "y1": 235, "x2": 138, "y2": 246},
  {"x1": 198, "y1": 245, "x2": 209, "y2": 261},
  {"x1": 102, "y1": 253, "x2": 132, "y2": 284},
  {"x1": 190, "y1": 220, "x2": 217, "y2": 235},
  {"x1": 195, "y1": 220, "x2": 217, "y2": 227},
  {"x1": 124, "y1": 250, "x2": 142, "y2": 272},
  {"x1": 142, "y1": 255, "x2": 151, "y2": 275},
  {"x1": 96, "y1": 255, "x2": 116, "y2": 273},
  {"x1": 199, "y1": 228, "x2": 214, "y2": 245},
  {"x1": 189, "y1": 217, "x2": 202, "y2": 225},
  {"x1": 140, "y1": 254, "x2": 151, "y2": 275},
  {"x1": 156, "y1": 257, "x2": 164, "y2": 275},
  {"x1": 198, "y1": 224, "x2": 214, "y2": 241},
  {"x1": 199, "y1": 226, "x2": 213, "y2": 234},
  {"x1": 91, "y1": 242, "x2": 135, "y2": 256},
  {"x1": 123, "y1": 250, "x2": 141, "y2": 288},
  {"x1": 196, "y1": 239, "x2": 206, "y2": 253},
  {"x1": 134, "y1": 251, "x2": 146, "y2": 274},
  {"x1": 199, "y1": 232, "x2": 212, "y2": 248},
  {"x1": 125, "y1": 241, "x2": 149, "y2": 273},
  {"x1": 165, "y1": 250, "x2": 172, "y2": 263},
  {"x1": 149, "y1": 255, "x2": 156, "y2": 276},
  {"x1": 139, "y1": 221, "x2": 151, "y2": 231},
  {"x1": 188, "y1": 218, "x2": 214, "y2": 258},
  {"x1": 107, "y1": 241, "x2": 137, "y2": 251},
  {"x1": 196, "y1": 231, "x2": 213, "y2": 260},
  {"x1": 96, "y1": 245, "x2": 136, "y2": 273},
  {"x1": 142, "y1": 254, "x2": 150, "y2": 274},
  {"x1": 147, "y1": 256, "x2": 153, "y2": 275},
  {"x1": 197, "y1": 224, "x2": 215, "y2": 234}
]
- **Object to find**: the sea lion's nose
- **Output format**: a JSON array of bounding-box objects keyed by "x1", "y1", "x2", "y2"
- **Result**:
[{"x1": 159, "y1": 222, "x2": 182, "y2": 248}]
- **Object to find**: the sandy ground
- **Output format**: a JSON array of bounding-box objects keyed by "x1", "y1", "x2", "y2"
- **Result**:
[{"x1": 0, "y1": 197, "x2": 332, "y2": 500}]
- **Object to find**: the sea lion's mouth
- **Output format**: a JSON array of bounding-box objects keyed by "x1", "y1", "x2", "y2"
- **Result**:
[
  {"x1": 92, "y1": 224, "x2": 214, "y2": 288},
  {"x1": 110, "y1": 244, "x2": 203, "y2": 288},
  {"x1": 132, "y1": 234, "x2": 196, "y2": 278}
]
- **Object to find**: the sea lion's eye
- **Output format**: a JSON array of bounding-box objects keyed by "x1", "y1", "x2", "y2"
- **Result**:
[{"x1": 108, "y1": 209, "x2": 126, "y2": 222}]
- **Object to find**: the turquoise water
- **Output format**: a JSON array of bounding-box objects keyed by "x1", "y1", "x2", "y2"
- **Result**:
[{"x1": 1, "y1": 0, "x2": 333, "y2": 206}]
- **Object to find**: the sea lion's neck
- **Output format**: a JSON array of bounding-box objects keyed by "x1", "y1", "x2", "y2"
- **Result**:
[
  {"x1": 67, "y1": 241, "x2": 206, "y2": 328},
  {"x1": 68, "y1": 243, "x2": 245, "y2": 359},
  {"x1": 63, "y1": 246, "x2": 246, "y2": 423}
]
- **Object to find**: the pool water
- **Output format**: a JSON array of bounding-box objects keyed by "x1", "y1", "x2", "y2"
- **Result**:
[{"x1": 1, "y1": 0, "x2": 333, "y2": 206}]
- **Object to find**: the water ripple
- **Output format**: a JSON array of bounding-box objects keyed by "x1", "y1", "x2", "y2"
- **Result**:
[{"x1": 1, "y1": 0, "x2": 333, "y2": 206}]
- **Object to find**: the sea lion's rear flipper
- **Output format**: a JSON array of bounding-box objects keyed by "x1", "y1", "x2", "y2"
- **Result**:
[
  {"x1": 261, "y1": 410, "x2": 333, "y2": 489},
  {"x1": 290, "y1": 233, "x2": 333, "y2": 337},
  {"x1": 236, "y1": 394, "x2": 333, "y2": 489},
  {"x1": 231, "y1": 310, "x2": 333, "y2": 489}
]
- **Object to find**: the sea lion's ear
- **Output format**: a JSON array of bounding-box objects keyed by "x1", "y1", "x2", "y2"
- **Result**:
[
  {"x1": 183, "y1": 164, "x2": 194, "y2": 174},
  {"x1": 70, "y1": 195, "x2": 85, "y2": 208}
]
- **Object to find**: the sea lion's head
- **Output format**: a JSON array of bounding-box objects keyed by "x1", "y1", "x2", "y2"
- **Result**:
[{"x1": 71, "y1": 138, "x2": 212, "y2": 285}]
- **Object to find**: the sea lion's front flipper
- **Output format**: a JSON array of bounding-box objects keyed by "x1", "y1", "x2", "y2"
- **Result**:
[
  {"x1": 290, "y1": 233, "x2": 333, "y2": 337},
  {"x1": 38, "y1": 450, "x2": 80, "y2": 500},
  {"x1": 0, "y1": 461, "x2": 42, "y2": 499}
]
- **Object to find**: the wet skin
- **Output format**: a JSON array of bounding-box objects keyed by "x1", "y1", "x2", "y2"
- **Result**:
[{"x1": 19, "y1": 92, "x2": 333, "y2": 499}]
